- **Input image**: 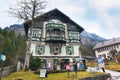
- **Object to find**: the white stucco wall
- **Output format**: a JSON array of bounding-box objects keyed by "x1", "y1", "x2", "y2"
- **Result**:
[
  {"x1": 73, "y1": 45, "x2": 79, "y2": 56},
  {"x1": 95, "y1": 50, "x2": 109, "y2": 58},
  {"x1": 31, "y1": 42, "x2": 80, "y2": 57}
]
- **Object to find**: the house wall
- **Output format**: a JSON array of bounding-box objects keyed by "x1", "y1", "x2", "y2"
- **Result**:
[
  {"x1": 31, "y1": 42, "x2": 80, "y2": 57},
  {"x1": 95, "y1": 43, "x2": 120, "y2": 58}
]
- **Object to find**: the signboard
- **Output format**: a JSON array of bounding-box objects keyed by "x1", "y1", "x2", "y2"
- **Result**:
[
  {"x1": 40, "y1": 69, "x2": 47, "y2": 78},
  {"x1": 0, "y1": 54, "x2": 6, "y2": 61},
  {"x1": 66, "y1": 65, "x2": 70, "y2": 70}
]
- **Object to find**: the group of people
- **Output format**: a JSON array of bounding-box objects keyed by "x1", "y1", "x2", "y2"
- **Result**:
[
  {"x1": 72, "y1": 55, "x2": 106, "y2": 73},
  {"x1": 72, "y1": 59, "x2": 87, "y2": 71},
  {"x1": 45, "y1": 56, "x2": 106, "y2": 73}
]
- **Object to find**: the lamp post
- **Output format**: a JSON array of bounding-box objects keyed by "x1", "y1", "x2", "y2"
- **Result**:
[{"x1": 0, "y1": 54, "x2": 6, "y2": 80}]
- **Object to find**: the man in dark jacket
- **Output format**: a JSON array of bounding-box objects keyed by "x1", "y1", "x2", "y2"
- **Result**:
[{"x1": 73, "y1": 59, "x2": 77, "y2": 76}]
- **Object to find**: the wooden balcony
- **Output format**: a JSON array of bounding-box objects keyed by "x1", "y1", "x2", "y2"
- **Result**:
[
  {"x1": 46, "y1": 23, "x2": 65, "y2": 31},
  {"x1": 45, "y1": 36, "x2": 66, "y2": 43}
]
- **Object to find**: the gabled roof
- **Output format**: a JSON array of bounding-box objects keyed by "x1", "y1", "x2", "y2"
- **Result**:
[
  {"x1": 24, "y1": 8, "x2": 84, "y2": 33},
  {"x1": 93, "y1": 37, "x2": 120, "y2": 49}
]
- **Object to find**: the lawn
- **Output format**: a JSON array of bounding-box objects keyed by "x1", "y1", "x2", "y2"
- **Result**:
[
  {"x1": 86, "y1": 60, "x2": 120, "y2": 71},
  {"x1": 2, "y1": 71, "x2": 105, "y2": 80},
  {"x1": 105, "y1": 62, "x2": 120, "y2": 71}
]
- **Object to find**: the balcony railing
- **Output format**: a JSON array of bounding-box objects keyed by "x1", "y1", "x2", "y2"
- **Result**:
[
  {"x1": 45, "y1": 36, "x2": 66, "y2": 43},
  {"x1": 46, "y1": 23, "x2": 65, "y2": 31}
]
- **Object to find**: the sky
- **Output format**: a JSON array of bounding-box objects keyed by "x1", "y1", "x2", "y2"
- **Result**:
[{"x1": 0, "y1": 0, "x2": 120, "y2": 39}]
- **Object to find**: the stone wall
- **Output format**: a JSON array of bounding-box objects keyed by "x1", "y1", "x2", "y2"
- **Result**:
[
  {"x1": 79, "y1": 73, "x2": 112, "y2": 80},
  {"x1": 0, "y1": 65, "x2": 16, "y2": 77}
]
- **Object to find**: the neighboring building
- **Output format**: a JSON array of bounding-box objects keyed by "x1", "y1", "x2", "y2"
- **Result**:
[
  {"x1": 93, "y1": 37, "x2": 120, "y2": 58},
  {"x1": 24, "y1": 9, "x2": 84, "y2": 70}
]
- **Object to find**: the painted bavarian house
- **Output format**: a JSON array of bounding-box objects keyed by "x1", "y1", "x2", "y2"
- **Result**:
[{"x1": 24, "y1": 9, "x2": 84, "y2": 70}]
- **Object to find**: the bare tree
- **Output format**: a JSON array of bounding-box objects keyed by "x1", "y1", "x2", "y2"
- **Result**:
[{"x1": 9, "y1": 0, "x2": 47, "y2": 70}]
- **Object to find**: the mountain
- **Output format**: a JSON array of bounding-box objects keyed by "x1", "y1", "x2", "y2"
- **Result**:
[
  {"x1": 4, "y1": 24, "x2": 25, "y2": 35},
  {"x1": 80, "y1": 31, "x2": 106, "y2": 45},
  {"x1": 4, "y1": 24, "x2": 106, "y2": 44}
]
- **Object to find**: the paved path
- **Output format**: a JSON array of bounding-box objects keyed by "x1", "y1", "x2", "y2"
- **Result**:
[
  {"x1": 87, "y1": 67, "x2": 120, "y2": 80},
  {"x1": 104, "y1": 69, "x2": 120, "y2": 80}
]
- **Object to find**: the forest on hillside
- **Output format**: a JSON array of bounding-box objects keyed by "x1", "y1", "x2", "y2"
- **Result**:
[
  {"x1": 80, "y1": 43, "x2": 95, "y2": 57},
  {"x1": 0, "y1": 28, "x2": 26, "y2": 66}
]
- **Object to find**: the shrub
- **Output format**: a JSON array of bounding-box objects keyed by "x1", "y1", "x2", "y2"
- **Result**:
[{"x1": 29, "y1": 56, "x2": 41, "y2": 71}]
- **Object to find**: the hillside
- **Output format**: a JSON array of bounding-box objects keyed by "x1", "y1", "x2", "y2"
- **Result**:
[
  {"x1": 80, "y1": 31, "x2": 106, "y2": 45},
  {"x1": 4, "y1": 24, "x2": 25, "y2": 36}
]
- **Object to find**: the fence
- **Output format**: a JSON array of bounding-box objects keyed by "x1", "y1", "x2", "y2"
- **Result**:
[{"x1": 0, "y1": 65, "x2": 16, "y2": 77}]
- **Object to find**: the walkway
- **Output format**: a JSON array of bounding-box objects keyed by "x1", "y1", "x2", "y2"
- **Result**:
[{"x1": 104, "y1": 69, "x2": 120, "y2": 80}]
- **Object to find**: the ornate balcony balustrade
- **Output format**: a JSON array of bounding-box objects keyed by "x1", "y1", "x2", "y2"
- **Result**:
[
  {"x1": 46, "y1": 23, "x2": 65, "y2": 31},
  {"x1": 45, "y1": 36, "x2": 66, "y2": 43}
]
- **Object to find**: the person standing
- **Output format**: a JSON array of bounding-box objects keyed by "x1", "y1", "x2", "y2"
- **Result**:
[
  {"x1": 73, "y1": 59, "x2": 77, "y2": 76},
  {"x1": 97, "y1": 55, "x2": 105, "y2": 72},
  {"x1": 73, "y1": 59, "x2": 77, "y2": 71}
]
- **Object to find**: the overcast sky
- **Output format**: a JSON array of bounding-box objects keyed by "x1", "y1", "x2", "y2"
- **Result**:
[{"x1": 0, "y1": 0, "x2": 120, "y2": 39}]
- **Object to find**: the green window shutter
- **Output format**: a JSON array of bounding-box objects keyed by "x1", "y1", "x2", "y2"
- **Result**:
[
  {"x1": 50, "y1": 47, "x2": 53, "y2": 54},
  {"x1": 66, "y1": 46, "x2": 68, "y2": 54},
  {"x1": 58, "y1": 47, "x2": 61, "y2": 54},
  {"x1": 43, "y1": 46, "x2": 45, "y2": 53},
  {"x1": 35, "y1": 45, "x2": 38, "y2": 53},
  {"x1": 36, "y1": 31, "x2": 38, "y2": 37},
  {"x1": 72, "y1": 46, "x2": 74, "y2": 54}
]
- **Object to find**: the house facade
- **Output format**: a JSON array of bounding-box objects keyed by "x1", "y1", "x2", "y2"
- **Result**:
[
  {"x1": 24, "y1": 9, "x2": 84, "y2": 70},
  {"x1": 93, "y1": 37, "x2": 120, "y2": 58}
]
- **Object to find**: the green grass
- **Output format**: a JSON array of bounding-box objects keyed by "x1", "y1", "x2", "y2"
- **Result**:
[
  {"x1": 105, "y1": 61, "x2": 120, "y2": 71},
  {"x1": 2, "y1": 71, "x2": 105, "y2": 80},
  {"x1": 86, "y1": 60, "x2": 120, "y2": 71}
]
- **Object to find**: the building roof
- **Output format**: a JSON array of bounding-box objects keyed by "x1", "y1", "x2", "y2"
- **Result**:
[
  {"x1": 93, "y1": 37, "x2": 120, "y2": 49},
  {"x1": 24, "y1": 8, "x2": 84, "y2": 35}
]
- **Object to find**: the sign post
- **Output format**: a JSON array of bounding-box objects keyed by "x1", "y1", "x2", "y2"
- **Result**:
[
  {"x1": 0, "y1": 54, "x2": 6, "y2": 80},
  {"x1": 40, "y1": 69, "x2": 47, "y2": 78},
  {"x1": 66, "y1": 65, "x2": 70, "y2": 77}
]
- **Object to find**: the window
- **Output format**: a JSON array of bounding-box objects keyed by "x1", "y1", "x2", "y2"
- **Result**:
[
  {"x1": 69, "y1": 31, "x2": 80, "y2": 42},
  {"x1": 114, "y1": 46, "x2": 116, "y2": 49},
  {"x1": 38, "y1": 45, "x2": 43, "y2": 54},
  {"x1": 35, "y1": 45, "x2": 45, "y2": 55},
  {"x1": 66, "y1": 46, "x2": 74, "y2": 55},
  {"x1": 32, "y1": 28, "x2": 41, "y2": 38},
  {"x1": 119, "y1": 51, "x2": 120, "y2": 54},
  {"x1": 50, "y1": 43, "x2": 61, "y2": 54},
  {"x1": 28, "y1": 28, "x2": 41, "y2": 41},
  {"x1": 117, "y1": 45, "x2": 119, "y2": 48},
  {"x1": 98, "y1": 49, "x2": 100, "y2": 52}
]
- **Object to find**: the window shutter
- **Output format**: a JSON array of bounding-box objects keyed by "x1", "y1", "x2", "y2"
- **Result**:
[
  {"x1": 72, "y1": 46, "x2": 74, "y2": 54},
  {"x1": 50, "y1": 47, "x2": 53, "y2": 54},
  {"x1": 58, "y1": 47, "x2": 61, "y2": 54},
  {"x1": 35, "y1": 44, "x2": 38, "y2": 53},
  {"x1": 66, "y1": 46, "x2": 68, "y2": 54},
  {"x1": 43, "y1": 46, "x2": 45, "y2": 53}
]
